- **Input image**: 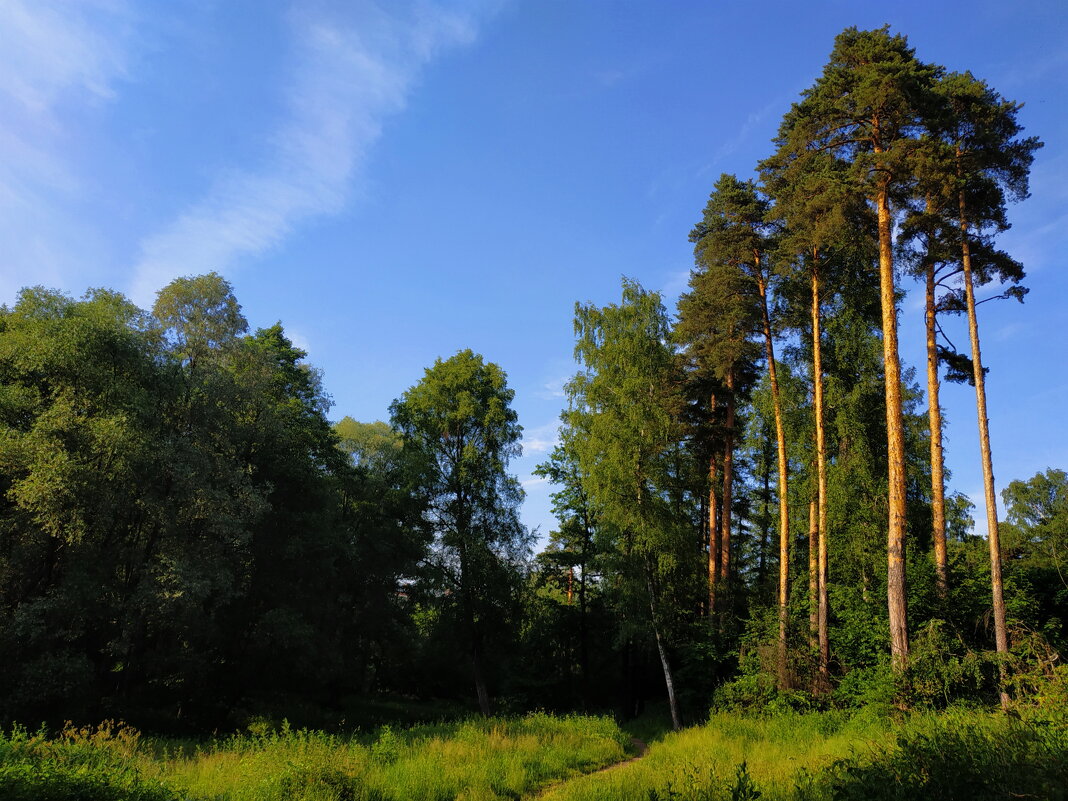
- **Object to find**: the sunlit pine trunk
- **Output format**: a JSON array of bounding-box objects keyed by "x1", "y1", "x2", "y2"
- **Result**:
[
  {"x1": 925, "y1": 256, "x2": 949, "y2": 600},
  {"x1": 958, "y1": 180, "x2": 1010, "y2": 711},
  {"x1": 757, "y1": 433, "x2": 771, "y2": 589},
  {"x1": 720, "y1": 370, "x2": 736, "y2": 589},
  {"x1": 708, "y1": 395, "x2": 720, "y2": 616},
  {"x1": 757, "y1": 265, "x2": 791, "y2": 690},
  {"x1": 808, "y1": 496, "x2": 818, "y2": 656},
  {"x1": 875, "y1": 163, "x2": 910, "y2": 675},
  {"x1": 811, "y1": 254, "x2": 830, "y2": 692}
]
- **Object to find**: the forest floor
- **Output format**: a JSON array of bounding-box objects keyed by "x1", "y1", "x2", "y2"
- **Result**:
[{"x1": 1, "y1": 706, "x2": 1066, "y2": 800}]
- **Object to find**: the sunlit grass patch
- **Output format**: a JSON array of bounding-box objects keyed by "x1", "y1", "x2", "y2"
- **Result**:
[
  {"x1": 540, "y1": 711, "x2": 892, "y2": 801},
  {"x1": 159, "y1": 712, "x2": 628, "y2": 801},
  {"x1": 0, "y1": 713, "x2": 630, "y2": 801}
]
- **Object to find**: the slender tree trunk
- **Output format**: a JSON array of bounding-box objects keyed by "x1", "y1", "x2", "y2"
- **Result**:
[
  {"x1": 811, "y1": 257, "x2": 831, "y2": 692},
  {"x1": 708, "y1": 395, "x2": 720, "y2": 616},
  {"x1": 471, "y1": 633, "x2": 492, "y2": 716},
  {"x1": 876, "y1": 176, "x2": 910, "y2": 675},
  {"x1": 959, "y1": 185, "x2": 1010, "y2": 711},
  {"x1": 579, "y1": 515, "x2": 590, "y2": 708},
  {"x1": 758, "y1": 268, "x2": 791, "y2": 690},
  {"x1": 720, "y1": 370, "x2": 736, "y2": 586},
  {"x1": 458, "y1": 529, "x2": 492, "y2": 716},
  {"x1": 808, "y1": 496, "x2": 818, "y2": 655},
  {"x1": 757, "y1": 434, "x2": 771, "y2": 589},
  {"x1": 926, "y1": 258, "x2": 949, "y2": 599},
  {"x1": 708, "y1": 455, "x2": 719, "y2": 615},
  {"x1": 647, "y1": 568, "x2": 682, "y2": 730}
]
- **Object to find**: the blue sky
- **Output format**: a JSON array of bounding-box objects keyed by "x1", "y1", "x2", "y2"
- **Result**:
[{"x1": 2, "y1": 0, "x2": 1065, "y2": 541}]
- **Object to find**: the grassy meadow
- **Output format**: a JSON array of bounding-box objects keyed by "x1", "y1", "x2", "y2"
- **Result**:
[
  {"x1": 541, "y1": 708, "x2": 1068, "y2": 800},
  {"x1": 0, "y1": 713, "x2": 629, "y2": 801},
  {"x1": 2, "y1": 706, "x2": 1067, "y2": 800}
]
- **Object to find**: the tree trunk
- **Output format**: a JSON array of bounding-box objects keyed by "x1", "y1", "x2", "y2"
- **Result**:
[
  {"x1": 758, "y1": 268, "x2": 791, "y2": 691},
  {"x1": 808, "y1": 496, "x2": 818, "y2": 655},
  {"x1": 708, "y1": 395, "x2": 720, "y2": 616},
  {"x1": 926, "y1": 257, "x2": 949, "y2": 599},
  {"x1": 720, "y1": 370, "x2": 736, "y2": 586},
  {"x1": 458, "y1": 531, "x2": 492, "y2": 716},
  {"x1": 647, "y1": 569, "x2": 682, "y2": 730},
  {"x1": 471, "y1": 634, "x2": 492, "y2": 717},
  {"x1": 579, "y1": 514, "x2": 590, "y2": 708},
  {"x1": 708, "y1": 456, "x2": 719, "y2": 615},
  {"x1": 959, "y1": 185, "x2": 1010, "y2": 711},
  {"x1": 811, "y1": 257, "x2": 831, "y2": 692},
  {"x1": 876, "y1": 177, "x2": 910, "y2": 674},
  {"x1": 757, "y1": 432, "x2": 771, "y2": 589}
]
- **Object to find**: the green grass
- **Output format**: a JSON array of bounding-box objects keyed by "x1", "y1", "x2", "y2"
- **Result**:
[
  {"x1": 3, "y1": 708, "x2": 1066, "y2": 800},
  {"x1": 799, "y1": 710, "x2": 1068, "y2": 800},
  {"x1": 541, "y1": 708, "x2": 1068, "y2": 801},
  {"x1": 540, "y1": 711, "x2": 885, "y2": 801},
  {"x1": 0, "y1": 713, "x2": 630, "y2": 801},
  {"x1": 0, "y1": 721, "x2": 180, "y2": 801}
]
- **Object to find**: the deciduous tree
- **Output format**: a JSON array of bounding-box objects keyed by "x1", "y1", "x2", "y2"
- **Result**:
[{"x1": 390, "y1": 350, "x2": 527, "y2": 715}]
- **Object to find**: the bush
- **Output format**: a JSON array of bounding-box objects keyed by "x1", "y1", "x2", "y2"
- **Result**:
[
  {"x1": 803, "y1": 714, "x2": 1068, "y2": 800},
  {"x1": 0, "y1": 722, "x2": 178, "y2": 801},
  {"x1": 0, "y1": 760, "x2": 180, "y2": 801},
  {"x1": 831, "y1": 661, "x2": 897, "y2": 711},
  {"x1": 712, "y1": 673, "x2": 816, "y2": 715}
]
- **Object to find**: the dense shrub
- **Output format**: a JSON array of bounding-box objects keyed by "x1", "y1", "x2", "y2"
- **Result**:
[
  {"x1": 0, "y1": 723, "x2": 179, "y2": 801},
  {"x1": 800, "y1": 713, "x2": 1068, "y2": 800},
  {"x1": 712, "y1": 672, "x2": 817, "y2": 715}
]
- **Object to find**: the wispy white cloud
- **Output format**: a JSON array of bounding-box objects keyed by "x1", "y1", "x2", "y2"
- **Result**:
[
  {"x1": 994, "y1": 322, "x2": 1023, "y2": 342},
  {"x1": 0, "y1": 0, "x2": 131, "y2": 120},
  {"x1": 521, "y1": 420, "x2": 560, "y2": 455},
  {"x1": 660, "y1": 266, "x2": 691, "y2": 301},
  {"x1": 536, "y1": 375, "x2": 569, "y2": 400},
  {"x1": 0, "y1": 0, "x2": 135, "y2": 299},
  {"x1": 130, "y1": 2, "x2": 485, "y2": 304},
  {"x1": 283, "y1": 325, "x2": 312, "y2": 356},
  {"x1": 521, "y1": 474, "x2": 549, "y2": 490},
  {"x1": 705, "y1": 96, "x2": 784, "y2": 170},
  {"x1": 997, "y1": 48, "x2": 1068, "y2": 93}
]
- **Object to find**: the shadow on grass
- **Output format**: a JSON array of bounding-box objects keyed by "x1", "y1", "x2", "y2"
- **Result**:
[{"x1": 619, "y1": 702, "x2": 677, "y2": 746}]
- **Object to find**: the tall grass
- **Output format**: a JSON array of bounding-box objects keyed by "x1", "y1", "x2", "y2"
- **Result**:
[
  {"x1": 0, "y1": 713, "x2": 629, "y2": 801},
  {"x1": 540, "y1": 711, "x2": 889, "y2": 801},
  {"x1": 4, "y1": 709, "x2": 1065, "y2": 800},
  {"x1": 0, "y1": 721, "x2": 180, "y2": 801},
  {"x1": 542, "y1": 708, "x2": 1068, "y2": 801},
  {"x1": 162, "y1": 713, "x2": 629, "y2": 800},
  {"x1": 798, "y1": 710, "x2": 1068, "y2": 800}
]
